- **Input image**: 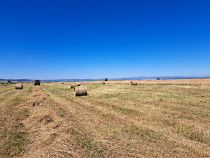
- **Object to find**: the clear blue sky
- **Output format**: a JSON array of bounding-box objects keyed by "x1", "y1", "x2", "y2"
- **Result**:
[{"x1": 0, "y1": 0, "x2": 209, "y2": 79}]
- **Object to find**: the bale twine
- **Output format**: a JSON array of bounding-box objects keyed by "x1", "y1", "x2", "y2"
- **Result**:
[
  {"x1": 74, "y1": 86, "x2": 87, "y2": 96},
  {"x1": 15, "y1": 84, "x2": 23, "y2": 89},
  {"x1": 131, "y1": 81, "x2": 137, "y2": 85}
]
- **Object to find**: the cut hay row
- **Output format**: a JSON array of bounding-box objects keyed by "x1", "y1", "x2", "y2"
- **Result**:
[{"x1": 0, "y1": 84, "x2": 33, "y2": 157}]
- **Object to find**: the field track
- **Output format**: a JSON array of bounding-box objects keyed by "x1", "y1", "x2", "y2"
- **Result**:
[{"x1": 0, "y1": 79, "x2": 210, "y2": 157}]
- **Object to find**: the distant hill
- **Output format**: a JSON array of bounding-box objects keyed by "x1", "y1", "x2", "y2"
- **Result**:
[
  {"x1": 1, "y1": 76, "x2": 209, "y2": 82},
  {"x1": 43, "y1": 76, "x2": 210, "y2": 81},
  {"x1": 0, "y1": 79, "x2": 33, "y2": 82}
]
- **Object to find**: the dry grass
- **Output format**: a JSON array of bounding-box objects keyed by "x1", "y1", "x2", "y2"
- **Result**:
[
  {"x1": 0, "y1": 84, "x2": 32, "y2": 157},
  {"x1": 0, "y1": 78, "x2": 210, "y2": 157}
]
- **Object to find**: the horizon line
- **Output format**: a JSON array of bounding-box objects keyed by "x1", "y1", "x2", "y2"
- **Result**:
[{"x1": 1, "y1": 75, "x2": 210, "y2": 81}]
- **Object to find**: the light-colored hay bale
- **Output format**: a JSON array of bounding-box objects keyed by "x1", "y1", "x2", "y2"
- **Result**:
[
  {"x1": 4, "y1": 84, "x2": 7, "y2": 86},
  {"x1": 131, "y1": 81, "x2": 137, "y2": 85},
  {"x1": 15, "y1": 84, "x2": 23, "y2": 89},
  {"x1": 74, "y1": 86, "x2": 87, "y2": 96},
  {"x1": 71, "y1": 83, "x2": 77, "y2": 90},
  {"x1": 76, "y1": 82, "x2": 80, "y2": 86}
]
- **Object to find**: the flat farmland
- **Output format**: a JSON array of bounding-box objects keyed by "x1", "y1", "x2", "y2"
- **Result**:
[{"x1": 0, "y1": 79, "x2": 210, "y2": 157}]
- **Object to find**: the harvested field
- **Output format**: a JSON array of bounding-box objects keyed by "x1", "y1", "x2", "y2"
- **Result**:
[{"x1": 0, "y1": 79, "x2": 210, "y2": 157}]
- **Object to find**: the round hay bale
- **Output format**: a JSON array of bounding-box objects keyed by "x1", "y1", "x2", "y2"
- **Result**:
[
  {"x1": 62, "y1": 83, "x2": 64, "y2": 84},
  {"x1": 74, "y1": 86, "x2": 87, "y2": 96},
  {"x1": 4, "y1": 84, "x2": 7, "y2": 86},
  {"x1": 101, "y1": 81, "x2": 105, "y2": 84},
  {"x1": 70, "y1": 83, "x2": 77, "y2": 90},
  {"x1": 15, "y1": 84, "x2": 23, "y2": 89},
  {"x1": 131, "y1": 81, "x2": 137, "y2": 85},
  {"x1": 76, "y1": 82, "x2": 80, "y2": 86}
]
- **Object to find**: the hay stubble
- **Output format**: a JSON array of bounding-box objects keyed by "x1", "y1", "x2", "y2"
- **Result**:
[{"x1": 0, "y1": 79, "x2": 210, "y2": 157}]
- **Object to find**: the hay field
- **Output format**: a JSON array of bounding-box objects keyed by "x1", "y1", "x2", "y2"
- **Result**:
[{"x1": 0, "y1": 79, "x2": 210, "y2": 157}]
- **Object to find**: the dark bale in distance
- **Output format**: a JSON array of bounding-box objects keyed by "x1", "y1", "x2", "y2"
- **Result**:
[
  {"x1": 131, "y1": 81, "x2": 137, "y2": 85},
  {"x1": 34, "y1": 80, "x2": 41, "y2": 86}
]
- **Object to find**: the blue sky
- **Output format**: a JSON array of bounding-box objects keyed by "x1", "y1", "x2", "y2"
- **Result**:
[{"x1": 0, "y1": 0, "x2": 209, "y2": 79}]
